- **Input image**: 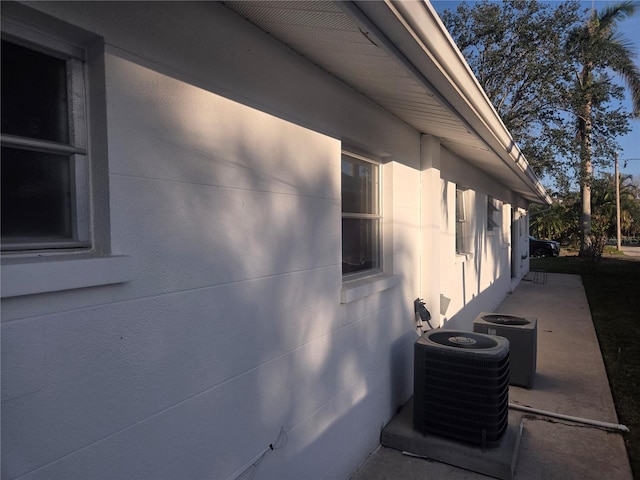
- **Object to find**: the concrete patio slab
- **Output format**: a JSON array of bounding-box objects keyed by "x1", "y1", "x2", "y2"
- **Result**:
[
  {"x1": 350, "y1": 273, "x2": 632, "y2": 480},
  {"x1": 381, "y1": 399, "x2": 523, "y2": 480}
]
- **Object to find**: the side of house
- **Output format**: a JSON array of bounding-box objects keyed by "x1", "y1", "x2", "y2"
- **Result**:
[{"x1": 1, "y1": 2, "x2": 542, "y2": 479}]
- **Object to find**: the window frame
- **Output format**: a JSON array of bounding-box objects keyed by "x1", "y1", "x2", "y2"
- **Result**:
[
  {"x1": 1, "y1": 24, "x2": 90, "y2": 252},
  {"x1": 501, "y1": 203, "x2": 511, "y2": 245},
  {"x1": 455, "y1": 187, "x2": 467, "y2": 255},
  {"x1": 0, "y1": 7, "x2": 133, "y2": 299},
  {"x1": 341, "y1": 150, "x2": 382, "y2": 279},
  {"x1": 487, "y1": 195, "x2": 500, "y2": 234}
]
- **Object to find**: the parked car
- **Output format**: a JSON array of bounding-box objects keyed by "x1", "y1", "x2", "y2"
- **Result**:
[{"x1": 529, "y1": 236, "x2": 560, "y2": 258}]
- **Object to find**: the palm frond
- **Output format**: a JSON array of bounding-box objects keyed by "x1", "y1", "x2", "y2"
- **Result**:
[
  {"x1": 596, "y1": 1, "x2": 637, "y2": 30},
  {"x1": 607, "y1": 42, "x2": 640, "y2": 115}
]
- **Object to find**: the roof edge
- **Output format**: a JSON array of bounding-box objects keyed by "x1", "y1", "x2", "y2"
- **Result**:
[{"x1": 370, "y1": 0, "x2": 551, "y2": 205}]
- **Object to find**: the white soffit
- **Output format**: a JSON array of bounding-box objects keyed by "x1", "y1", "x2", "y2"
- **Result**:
[
  {"x1": 224, "y1": 1, "x2": 466, "y2": 138},
  {"x1": 223, "y1": 1, "x2": 549, "y2": 203}
]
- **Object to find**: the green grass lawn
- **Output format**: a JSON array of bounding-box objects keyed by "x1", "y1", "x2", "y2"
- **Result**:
[{"x1": 531, "y1": 253, "x2": 640, "y2": 478}]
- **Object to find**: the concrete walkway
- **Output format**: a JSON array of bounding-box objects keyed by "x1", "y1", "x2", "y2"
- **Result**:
[
  {"x1": 351, "y1": 273, "x2": 633, "y2": 480},
  {"x1": 621, "y1": 245, "x2": 640, "y2": 258}
]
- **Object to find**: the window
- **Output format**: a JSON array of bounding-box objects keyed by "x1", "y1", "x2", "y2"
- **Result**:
[
  {"x1": 341, "y1": 152, "x2": 381, "y2": 276},
  {"x1": 1, "y1": 35, "x2": 89, "y2": 251},
  {"x1": 487, "y1": 196, "x2": 499, "y2": 233},
  {"x1": 0, "y1": 9, "x2": 132, "y2": 298},
  {"x1": 502, "y1": 204, "x2": 511, "y2": 245},
  {"x1": 455, "y1": 187, "x2": 467, "y2": 254}
]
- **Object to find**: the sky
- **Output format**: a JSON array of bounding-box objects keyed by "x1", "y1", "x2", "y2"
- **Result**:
[{"x1": 430, "y1": 0, "x2": 640, "y2": 181}]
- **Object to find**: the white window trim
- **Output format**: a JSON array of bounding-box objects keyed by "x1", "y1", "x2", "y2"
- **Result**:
[
  {"x1": 455, "y1": 187, "x2": 470, "y2": 256},
  {"x1": 1, "y1": 19, "x2": 90, "y2": 251},
  {"x1": 0, "y1": 7, "x2": 132, "y2": 296},
  {"x1": 501, "y1": 203, "x2": 511, "y2": 247},
  {"x1": 1, "y1": 255, "x2": 133, "y2": 298},
  {"x1": 455, "y1": 251, "x2": 473, "y2": 263},
  {"x1": 487, "y1": 195, "x2": 500, "y2": 236},
  {"x1": 341, "y1": 150, "x2": 383, "y2": 279},
  {"x1": 341, "y1": 273, "x2": 400, "y2": 304},
  {"x1": 340, "y1": 150, "x2": 398, "y2": 303}
]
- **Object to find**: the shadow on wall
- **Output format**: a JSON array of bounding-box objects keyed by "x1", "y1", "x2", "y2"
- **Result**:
[
  {"x1": 102, "y1": 54, "x2": 346, "y2": 478},
  {"x1": 1, "y1": 51, "x2": 415, "y2": 480},
  {"x1": 437, "y1": 184, "x2": 512, "y2": 332}
]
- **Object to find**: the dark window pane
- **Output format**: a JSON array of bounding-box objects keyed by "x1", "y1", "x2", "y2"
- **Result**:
[
  {"x1": 342, "y1": 218, "x2": 379, "y2": 274},
  {"x1": 1, "y1": 147, "x2": 72, "y2": 240},
  {"x1": 1, "y1": 40, "x2": 69, "y2": 143},
  {"x1": 456, "y1": 189, "x2": 465, "y2": 221},
  {"x1": 341, "y1": 155, "x2": 377, "y2": 214}
]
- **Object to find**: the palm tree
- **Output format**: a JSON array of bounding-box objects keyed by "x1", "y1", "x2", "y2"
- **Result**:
[
  {"x1": 566, "y1": 1, "x2": 640, "y2": 256},
  {"x1": 617, "y1": 174, "x2": 640, "y2": 237},
  {"x1": 530, "y1": 201, "x2": 577, "y2": 243},
  {"x1": 590, "y1": 173, "x2": 638, "y2": 237}
]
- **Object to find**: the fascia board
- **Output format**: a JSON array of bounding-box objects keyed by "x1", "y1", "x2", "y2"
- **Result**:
[{"x1": 352, "y1": 0, "x2": 551, "y2": 205}]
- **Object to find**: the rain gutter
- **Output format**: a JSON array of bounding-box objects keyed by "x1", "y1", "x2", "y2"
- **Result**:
[{"x1": 347, "y1": 0, "x2": 551, "y2": 205}]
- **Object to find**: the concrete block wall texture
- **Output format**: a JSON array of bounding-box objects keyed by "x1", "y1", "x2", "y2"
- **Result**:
[{"x1": 1, "y1": 2, "x2": 529, "y2": 479}]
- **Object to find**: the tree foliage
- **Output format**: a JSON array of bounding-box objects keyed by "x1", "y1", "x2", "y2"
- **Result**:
[
  {"x1": 591, "y1": 173, "x2": 640, "y2": 237},
  {"x1": 530, "y1": 199, "x2": 579, "y2": 243},
  {"x1": 530, "y1": 174, "x2": 640, "y2": 246},
  {"x1": 565, "y1": 1, "x2": 640, "y2": 254},
  {"x1": 441, "y1": 0, "x2": 581, "y2": 178},
  {"x1": 443, "y1": 0, "x2": 640, "y2": 256},
  {"x1": 441, "y1": 0, "x2": 638, "y2": 192}
]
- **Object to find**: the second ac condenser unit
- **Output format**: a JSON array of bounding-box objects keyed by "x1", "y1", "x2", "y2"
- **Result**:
[{"x1": 473, "y1": 313, "x2": 537, "y2": 388}]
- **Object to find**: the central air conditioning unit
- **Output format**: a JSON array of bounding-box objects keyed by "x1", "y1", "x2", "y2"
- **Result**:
[
  {"x1": 413, "y1": 329, "x2": 510, "y2": 447},
  {"x1": 473, "y1": 313, "x2": 537, "y2": 388}
]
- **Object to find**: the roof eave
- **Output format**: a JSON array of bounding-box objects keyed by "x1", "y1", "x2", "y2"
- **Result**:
[{"x1": 350, "y1": 0, "x2": 551, "y2": 205}]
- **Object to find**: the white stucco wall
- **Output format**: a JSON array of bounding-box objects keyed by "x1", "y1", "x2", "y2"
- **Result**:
[
  {"x1": 414, "y1": 136, "x2": 521, "y2": 330},
  {"x1": 1, "y1": 2, "x2": 530, "y2": 480}
]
